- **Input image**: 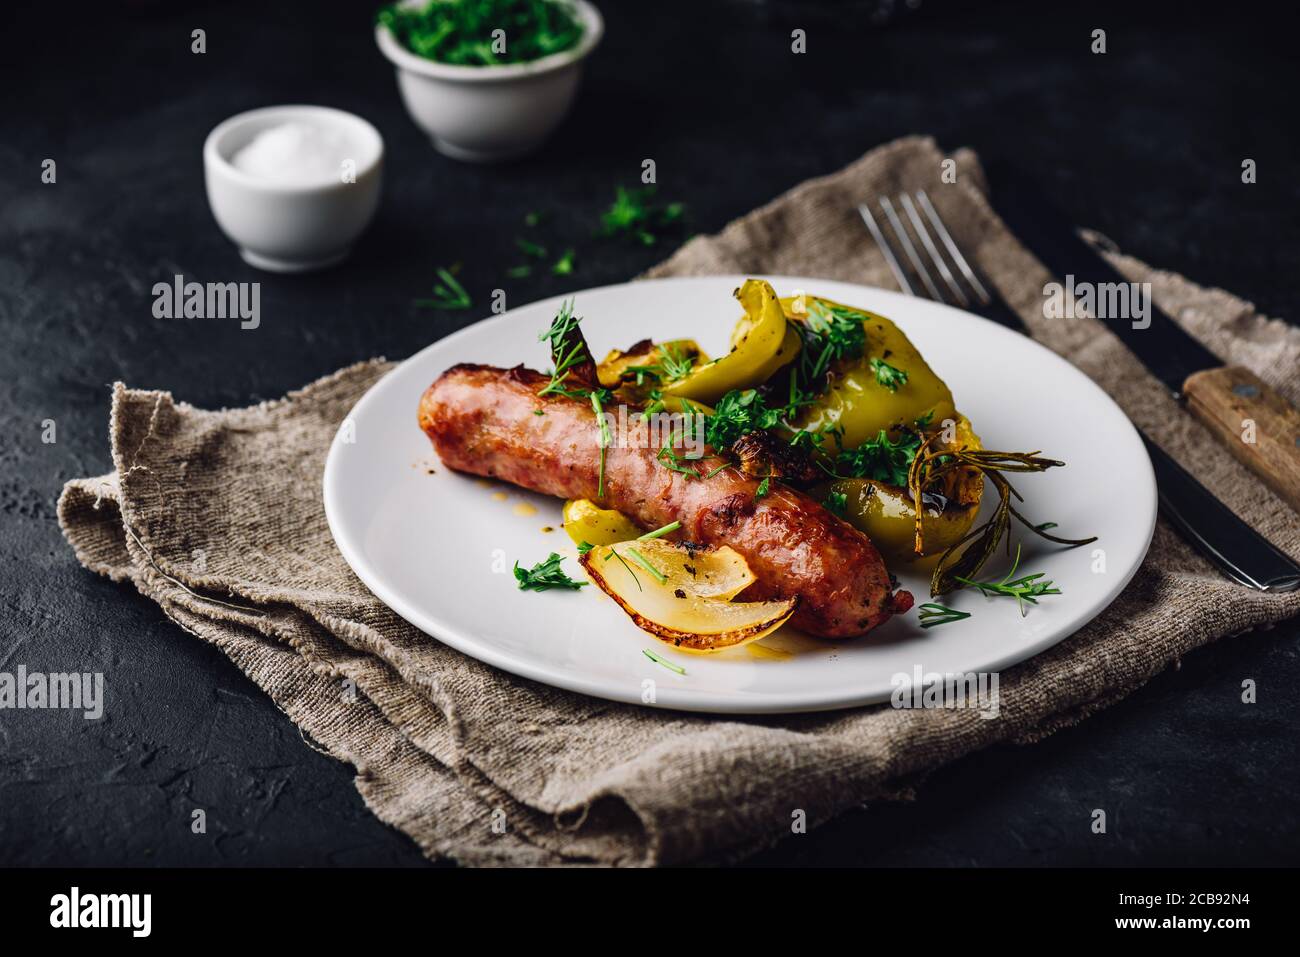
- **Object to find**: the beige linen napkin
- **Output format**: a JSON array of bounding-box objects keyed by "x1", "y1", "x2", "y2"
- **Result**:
[{"x1": 58, "y1": 136, "x2": 1300, "y2": 866}]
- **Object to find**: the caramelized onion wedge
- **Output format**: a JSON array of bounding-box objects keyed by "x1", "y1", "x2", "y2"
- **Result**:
[{"x1": 579, "y1": 539, "x2": 796, "y2": 653}]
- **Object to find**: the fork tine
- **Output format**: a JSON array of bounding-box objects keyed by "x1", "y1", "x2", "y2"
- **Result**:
[
  {"x1": 857, "y1": 203, "x2": 914, "y2": 296},
  {"x1": 880, "y1": 196, "x2": 944, "y2": 302},
  {"x1": 916, "y1": 190, "x2": 992, "y2": 305},
  {"x1": 900, "y1": 193, "x2": 969, "y2": 307}
]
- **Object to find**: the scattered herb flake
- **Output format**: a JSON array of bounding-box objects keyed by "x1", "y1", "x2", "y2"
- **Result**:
[
  {"x1": 642, "y1": 648, "x2": 686, "y2": 674},
  {"x1": 414, "y1": 266, "x2": 472, "y2": 310},
  {"x1": 955, "y1": 545, "x2": 1060, "y2": 616},
  {"x1": 551, "y1": 247, "x2": 576, "y2": 275},
  {"x1": 869, "y1": 356, "x2": 909, "y2": 392}
]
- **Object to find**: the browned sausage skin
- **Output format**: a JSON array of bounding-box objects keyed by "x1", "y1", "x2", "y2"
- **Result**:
[{"x1": 419, "y1": 363, "x2": 913, "y2": 638}]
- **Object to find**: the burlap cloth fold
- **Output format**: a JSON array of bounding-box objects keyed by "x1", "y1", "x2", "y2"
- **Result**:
[{"x1": 59, "y1": 136, "x2": 1300, "y2": 866}]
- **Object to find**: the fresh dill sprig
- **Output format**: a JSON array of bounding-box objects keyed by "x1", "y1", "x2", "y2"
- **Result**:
[
  {"x1": 513, "y1": 553, "x2": 587, "y2": 591},
  {"x1": 642, "y1": 648, "x2": 686, "y2": 674},
  {"x1": 917, "y1": 602, "x2": 972, "y2": 628},
  {"x1": 637, "y1": 521, "x2": 681, "y2": 541},
  {"x1": 956, "y1": 545, "x2": 1060, "y2": 616},
  {"x1": 869, "y1": 357, "x2": 909, "y2": 392},
  {"x1": 624, "y1": 546, "x2": 667, "y2": 584},
  {"x1": 516, "y1": 236, "x2": 547, "y2": 259},
  {"x1": 626, "y1": 342, "x2": 694, "y2": 385},
  {"x1": 591, "y1": 390, "x2": 611, "y2": 497},
  {"x1": 537, "y1": 299, "x2": 589, "y2": 398},
  {"x1": 414, "y1": 266, "x2": 472, "y2": 310}
]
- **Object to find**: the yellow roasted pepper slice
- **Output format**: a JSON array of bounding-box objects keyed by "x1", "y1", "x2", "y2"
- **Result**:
[
  {"x1": 664, "y1": 279, "x2": 796, "y2": 405},
  {"x1": 562, "y1": 498, "x2": 644, "y2": 547}
]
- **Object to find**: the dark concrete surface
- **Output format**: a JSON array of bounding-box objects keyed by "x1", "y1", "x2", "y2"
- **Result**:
[{"x1": 1, "y1": 0, "x2": 1297, "y2": 867}]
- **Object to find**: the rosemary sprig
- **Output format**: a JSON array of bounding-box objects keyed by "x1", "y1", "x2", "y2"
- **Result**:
[
  {"x1": 414, "y1": 267, "x2": 472, "y2": 310},
  {"x1": 917, "y1": 602, "x2": 972, "y2": 628},
  {"x1": 907, "y1": 439, "x2": 1097, "y2": 597},
  {"x1": 642, "y1": 648, "x2": 686, "y2": 674},
  {"x1": 956, "y1": 545, "x2": 1060, "y2": 616}
]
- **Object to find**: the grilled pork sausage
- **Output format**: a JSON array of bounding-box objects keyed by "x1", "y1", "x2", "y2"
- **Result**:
[{"x1": 419, "y1": 363, "x2": 913, "y2": 637}]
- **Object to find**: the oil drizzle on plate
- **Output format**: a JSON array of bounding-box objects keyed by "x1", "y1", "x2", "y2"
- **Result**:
[
  {"x1": 512, "y1": 502, "x2": 538, "y2": 517},
  {"x1": 747, "y1": 642, "x2": 794, "y2": 661}
]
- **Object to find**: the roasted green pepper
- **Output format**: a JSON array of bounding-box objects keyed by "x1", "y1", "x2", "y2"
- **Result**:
[
  {"x1": 813, "y1": 415, "x2": 984, "y2": 563},
  {"x1": 786, "y1": 295, "x2": 956, "y2": 450}
]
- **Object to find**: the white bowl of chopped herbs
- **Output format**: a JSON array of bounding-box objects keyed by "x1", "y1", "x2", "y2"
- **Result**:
[{"x1": 375, "y1": 0, "x2": 603, "y2": 162}]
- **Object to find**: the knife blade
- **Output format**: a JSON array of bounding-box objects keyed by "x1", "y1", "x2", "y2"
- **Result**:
[
  {"x1": 986, "y1": 161, "x2": 1300, "y2": 515},
  {"x1": 954, "y1": 245, "x2": 1300, "y2": 594}
]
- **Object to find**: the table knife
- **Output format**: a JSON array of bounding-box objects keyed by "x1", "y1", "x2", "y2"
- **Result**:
[{"x1": 986, "y1": 161, "x2": 1300, "y2": 515}]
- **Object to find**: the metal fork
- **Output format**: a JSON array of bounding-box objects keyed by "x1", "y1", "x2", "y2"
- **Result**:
[{"x1": 857, "y1": 191, "x2": 1300, "y2": 592}]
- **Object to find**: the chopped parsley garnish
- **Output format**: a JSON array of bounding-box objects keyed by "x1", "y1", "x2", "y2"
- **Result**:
[
  {"x1": 800, "y1": 301, "x2": 868, "y2": 380},
  {"x1": 835, "y1": 429, "x2": 922, "y2": 486},
  {"x1": 869, "y1": 357, "x2": 908, "y2": 392},
  {"x1": 705, "y1": 389, "x2": 784, "y2": 449},
  {"x1": 377, "y1": 0, "x2": 585, "y2": 67},
  {"x1": 514, "y1": 553, "x2": 587, "y2": 591},
  {"x1": 414, "y1": 266, "x2": 472, "y2": 310},
  {"x1": 823, "y1": 489, "x2": 848, "y2": 516},
  {"x1": 756, "y1": 476, "x2": 771, "y2": 498},
  {"x1": 576, "y1": 541, "x2": 595, "y2": 554},
  {"x1": 599, "y1": 186, "x2": 686, "y2": 246}
]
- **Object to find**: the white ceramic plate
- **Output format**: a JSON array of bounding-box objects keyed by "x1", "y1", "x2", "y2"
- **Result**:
[{"x1": 324, "y1": 276, "x2": 1155, "y2": 714}]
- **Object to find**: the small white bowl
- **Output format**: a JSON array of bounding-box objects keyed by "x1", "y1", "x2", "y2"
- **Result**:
[
  {"x1": 204, "y1": 105, "x2": 384, "y2": 273},
  {"x1": 375, "y1": 0, "x2": 603, "y2": 163}
]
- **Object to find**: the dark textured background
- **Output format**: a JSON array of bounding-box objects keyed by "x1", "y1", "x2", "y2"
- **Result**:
[{"x1": 1, "y1": 0, "x2": 1297, "y2": 867}]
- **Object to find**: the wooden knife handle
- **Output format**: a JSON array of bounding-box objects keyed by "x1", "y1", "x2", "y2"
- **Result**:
[{"x1": 1183, "y1": 365, "x2": 1300, "y2": 514}]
